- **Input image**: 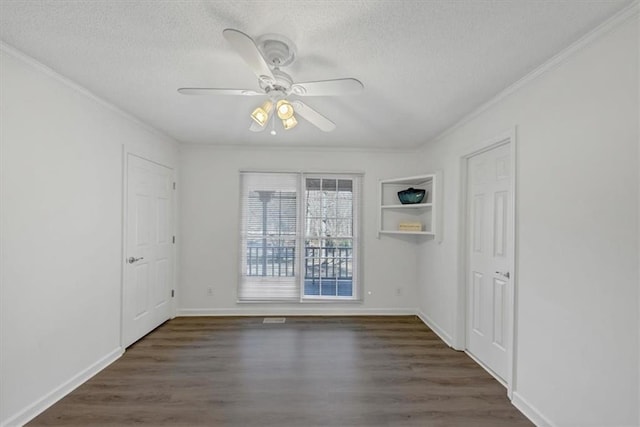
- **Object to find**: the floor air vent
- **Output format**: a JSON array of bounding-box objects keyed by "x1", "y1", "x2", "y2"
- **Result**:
[{"x1": 263, "y1": 317, "x2": 286, "y2": 324}]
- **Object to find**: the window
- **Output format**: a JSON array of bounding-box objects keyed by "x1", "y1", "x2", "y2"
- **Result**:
[
  {"x1": 239, "y1": 172, "x2": 361, "y2": 302},
  {"x1": 303, "y1": 177, "x2": 355, "y2": 298}
]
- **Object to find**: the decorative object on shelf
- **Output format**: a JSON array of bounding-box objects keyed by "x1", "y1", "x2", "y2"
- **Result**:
[
  {"x1": 397, "y1": 188, "x2": 427, "y2": 204},
  {"x1": 398, "y1": 221, "x2": 422, "y2": 231}
]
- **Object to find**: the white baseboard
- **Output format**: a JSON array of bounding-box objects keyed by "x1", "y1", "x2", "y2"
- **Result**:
[
  {"x1": 413, "y1": 312, "x2": 555, "y2": 426},
  {"x1": 1, "y1": 347, "x2": 123, "y2": 427},
  {"x1": 415, "y1": 310, "x2": 455, "y2": 347},
  {"x1": 176, "y1": 307, "x2": 418, "y2": 317},
  {"x1": 465, "y1": 350, "x2": 507, "y2": 388},
  {"x1": 511, "y1": 391, "x2": 554, "y2": 427}
]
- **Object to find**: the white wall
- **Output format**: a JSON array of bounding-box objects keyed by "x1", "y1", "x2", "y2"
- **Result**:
[
  {"x1": 416, "y1": 12, "x2": 639, "y2": 427},
  {"x1": 0, "y1": 47, "x2": 178, "y2": 426},
  {"x1": 177, "y1": 146, "x2": 421, "y2": 315},
  {"x1": 2, "y1": 9, "x2": 637, "y2": 427}
]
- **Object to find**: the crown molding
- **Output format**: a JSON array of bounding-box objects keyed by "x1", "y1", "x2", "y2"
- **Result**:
[
  {"x1": 0, "y1": 41, "x2": 182, "y2": 146},
  {"x1": 422, "y1": 0, "x2": 640, "y2": 149},
  {"x1": 178, "y1": 141, "x2": 417, "y2": 154}
]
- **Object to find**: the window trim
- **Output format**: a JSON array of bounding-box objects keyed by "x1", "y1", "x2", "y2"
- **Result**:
[
  {"x1": 299, "y1": 173, "x2": 361, "y2": 302},
  {"x1": 237, "y1": 170, "x2": 363, "y2": 303}
]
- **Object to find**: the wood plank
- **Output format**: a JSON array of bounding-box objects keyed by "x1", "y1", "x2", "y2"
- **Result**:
[{"x1": 28, "y1": 316, "x2": 532, "y2": 426}]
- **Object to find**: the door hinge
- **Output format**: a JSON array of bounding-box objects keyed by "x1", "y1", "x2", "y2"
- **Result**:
[
  {"x1": 173, "y1": 182, "x2": 176, "y2": 190},
  {"x1": 172, "y1": 235, "x2": 175, "y2": 244},
  {"x1": 171, "y1": 289, "x2": 175, "y2": 298}
]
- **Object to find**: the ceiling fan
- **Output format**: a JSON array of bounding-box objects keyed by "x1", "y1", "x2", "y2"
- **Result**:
[{"x1": 178, "y1": 29, "x2": 364, "y2": 134}]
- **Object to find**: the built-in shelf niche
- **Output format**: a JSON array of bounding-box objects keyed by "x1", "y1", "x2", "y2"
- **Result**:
[{"x1": 378, "y1": 173, "x2": 442, "y2": 242}]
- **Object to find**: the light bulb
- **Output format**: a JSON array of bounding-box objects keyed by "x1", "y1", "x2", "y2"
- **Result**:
[{"x1": 276, "y1": 100, "x2": 294, "y2": 120}]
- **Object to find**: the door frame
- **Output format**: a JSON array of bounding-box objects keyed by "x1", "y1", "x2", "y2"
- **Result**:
[
  {"x1": 454, "y1": 128, "x2": 518, "y2": 398},
  {"x1": 120, "y1": 151, "x2": 177, "y2": 349}
]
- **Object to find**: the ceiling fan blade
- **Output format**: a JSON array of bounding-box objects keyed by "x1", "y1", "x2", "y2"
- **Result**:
[
  {"x1": 291, "y1": 101, "x2": 336, "y2": 132},
  {"x1": 223, "y1": 29, "x2": 275, "y2": 81},
  {"x1": 178, "y1": 88, "x2": 262, "y2": 96},
  {"x1": 291, "y1": 78, "x2": 364, "y2": 96}
]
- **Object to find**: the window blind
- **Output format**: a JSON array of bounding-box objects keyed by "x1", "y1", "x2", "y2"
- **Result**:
[{"x1": 239, "y1": 172, "x2": 300, "y2": 301}]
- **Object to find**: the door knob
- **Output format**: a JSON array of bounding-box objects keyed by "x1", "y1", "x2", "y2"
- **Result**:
[
  {"x1": 495, "y1": 271, "x2": 510, "y2": 279},
  {"x1": 128, "y1": 257, "x2": 144, "y2": 264}
]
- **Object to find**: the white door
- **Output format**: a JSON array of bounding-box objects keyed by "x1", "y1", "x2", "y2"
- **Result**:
[
  {"x1": 466, "y1": 142, "x2": 512, "y2": 381},
  {"x1": 123, "y1": 154, "x2": 174, "y2": 348}
]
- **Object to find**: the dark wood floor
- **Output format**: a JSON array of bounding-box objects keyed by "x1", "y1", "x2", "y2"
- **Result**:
[{"x1": 29, "y1": 316, "x2": 532, "y2": 426}]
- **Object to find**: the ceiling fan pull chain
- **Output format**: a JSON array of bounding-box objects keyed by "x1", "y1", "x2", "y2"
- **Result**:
[{"x1": 270, "y1": 112, "x2": 276, "y2": 136}]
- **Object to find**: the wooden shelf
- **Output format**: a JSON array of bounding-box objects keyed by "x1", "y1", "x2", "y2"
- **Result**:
[
  {"x1": 379, "y1": 230, "x2": 435, "y2": 236},
  {"x1": 381, "y1": 203, "x2": 433, "y2": 209},
  {"x1": 378, "y1": 173, "x2": 441, "y2": 241}
]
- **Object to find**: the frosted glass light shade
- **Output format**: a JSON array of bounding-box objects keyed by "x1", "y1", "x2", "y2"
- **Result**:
[
  {"x1": 251, "y1": 101, "x2": 273, "y2": 126},
  {"x1": 276, "y1": 100, "x2": 294, "y2": 120},
  {"x1": 282, "y1": 115, "x2": 298, "y2": 130}
]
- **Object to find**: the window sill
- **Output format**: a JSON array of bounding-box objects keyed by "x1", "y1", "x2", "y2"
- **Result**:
[{"x1": 236, "y1": 298, "x2": 363, "y2": 304}]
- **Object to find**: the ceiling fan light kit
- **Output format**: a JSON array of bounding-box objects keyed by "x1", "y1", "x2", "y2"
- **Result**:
[
  {"x1": 282, "y1": 115, "x2": 298, "y2": 130},
  {"x1": 276, "y1": 100, "x2": 294, "y2": 120},
  {"x1": 250, "y1": 100, "x2": 273, "y2": 126},
  {"x1": 178, "y1": 28, "x2": 364, "y2": 134}
]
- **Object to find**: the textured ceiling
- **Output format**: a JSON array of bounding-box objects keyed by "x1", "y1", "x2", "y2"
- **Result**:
[{"x1": 0, "y1": 1, "x2": 633, "y2": 149}]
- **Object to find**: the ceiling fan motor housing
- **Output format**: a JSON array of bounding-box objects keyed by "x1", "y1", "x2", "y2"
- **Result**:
[
  {"x1": 256, "y1": 33, "x2": 297, "y2": 67},
  {"x1": 260, "y1": 68, "x2": 294, "y2": 97}
]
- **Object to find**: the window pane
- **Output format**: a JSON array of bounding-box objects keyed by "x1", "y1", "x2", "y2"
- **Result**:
[
  {"x1": 321, "y1": 179, "x2": 337, "y2": 192},
  {"x1": 338, "y1": 179, "x2": 352, "y2": 192},
  {"x1": 306, "y1": 217, "x2": 322, "y2": 238},
  {"x1": 320, "y1": 279, "x2": 337, "y2": 296},
  {"x1": 303, "y1": 176, "x2": 357, "y2": 299},
  {"x1": 303, "y1": 236, "x2": 353, "y2": 297},
  {"x1": 304, "y1": 184, "x2": 323, "y2": 218},
  {"x1": 323, "y1": 219, "x2": 337, "y2": 237},
  {"x1": 245, "y1": 238, "x2": 296, "y2": 277},
  {"x1": 306, "y1": 178, "x2": 321, "y2": 191},
  {"x1": 337, "y1": 190, "x2": 353, "y2": 219},
  {"x1": 335, "y1": 218, "x2": 352, "y2": 237},
  {"x1": 268, "y1": 192, "x2": 297, "y2": 235},
  {"x1": 246, "y1": 190, "x2": 296, "y2": 236},
  {"x1": 337, "y1": 280, "x2": 353, "y2": 297}
]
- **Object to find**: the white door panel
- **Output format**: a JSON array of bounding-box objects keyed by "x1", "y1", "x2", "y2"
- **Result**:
[
  {"x1": 123, "y1": 155, "x2": 173, "y2": 348},
  {"x1": 466, "y1": 143, "x2": 512, "y2": 381}
]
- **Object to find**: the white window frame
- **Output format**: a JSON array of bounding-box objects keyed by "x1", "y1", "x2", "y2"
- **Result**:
[
  {"x1": 300, "y1": 173, "x2": 361, "y2": 301},
  {"x1": 238, "y1": 171, "x2": 362, "y2": 303}
]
